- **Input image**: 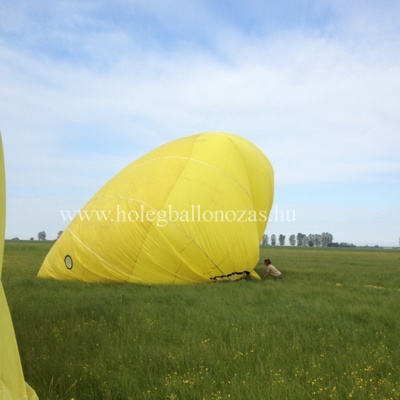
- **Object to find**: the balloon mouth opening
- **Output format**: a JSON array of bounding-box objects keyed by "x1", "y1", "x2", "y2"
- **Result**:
[{"x1": 210, "y1": 270, "x2": 255, "y2": 282}]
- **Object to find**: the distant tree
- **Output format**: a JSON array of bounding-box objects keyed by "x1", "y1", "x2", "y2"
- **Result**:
[
  {"x1": 314, "y1": 234, "x2": 322, "y2": 247},
  {"x1": 296, "y1": 232, "x2": 305, "y2": 246},
  {"x1": 289, "y1": 234, "x2": 296, "y2": 246},
  {"x1": 321, "y1": 232, "x2": 333, "y2": 247},
  {"x1": 271, "y1": 234, "x2": 276, "y2": 246},
  {"x1": 11, "y1": 237, "x2": 20, "y2": 241},
  {"x1": 57, "y1": 231, "x2": 63, "y2": 239},
  {"x1": 261, "y1": 234, "x2": 269, "y2": 246},
  {"x1": 38, "y1": 231, "x2": 46, "y2": 241},
  {"x1": 339, "y1": 242, "x2": 355, "y2": 248},
  {"x1": 30, "y1": 237, "x2": 34, "y2": 241},
  {"x1": 278, "y1": 234, "x2": 285, "y2": 246},
  {"x1": 307, "y1": 234, "x2": 315, "y2": 247}
]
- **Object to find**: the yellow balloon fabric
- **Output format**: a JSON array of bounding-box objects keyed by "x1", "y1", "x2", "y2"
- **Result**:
[
  {"x1": 38, "y1": 132, "x2": 274, "y2": 284},
  {"x1": 0, "y1": 135, "x2": 38, "y2": 399}
]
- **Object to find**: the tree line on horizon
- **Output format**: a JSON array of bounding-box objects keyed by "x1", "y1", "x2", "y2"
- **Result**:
[
  {"x1": 11, "y1": 231, "x2": 354, "y2": 248},
  {"x1": 261, "y1": 232, "x2": 354, "y2": 247}
]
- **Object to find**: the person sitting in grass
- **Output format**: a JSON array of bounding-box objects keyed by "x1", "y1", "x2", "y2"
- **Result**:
[{"x1": 262, "y1": 258, "x2": 283, "y2": 280}]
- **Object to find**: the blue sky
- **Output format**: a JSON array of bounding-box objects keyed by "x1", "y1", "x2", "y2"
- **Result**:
[{"x1": 1, "y1": 0, "x2": 399, "y2": 246}]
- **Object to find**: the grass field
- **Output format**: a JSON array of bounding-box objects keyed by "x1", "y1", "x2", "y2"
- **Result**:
[{"x1": 2, "y1": 241, "x2": 400, "y2": 400}]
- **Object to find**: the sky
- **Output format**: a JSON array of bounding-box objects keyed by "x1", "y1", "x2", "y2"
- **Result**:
[{"x1": 1, "y1": 0, "x2": 399, "y2": 246}]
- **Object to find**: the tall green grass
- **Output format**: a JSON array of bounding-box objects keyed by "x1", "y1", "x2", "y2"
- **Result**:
[{"x1": 3, "y1": 241, "x2": 400, "y2": 399}]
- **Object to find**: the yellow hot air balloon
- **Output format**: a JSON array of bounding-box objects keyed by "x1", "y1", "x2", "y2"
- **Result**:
[
  {"x1": 38, "y1": 132, "x2": 274, "y2": 284},
  {"x1": 0, "y1": 134, "x2": 38, "y2": 399}
]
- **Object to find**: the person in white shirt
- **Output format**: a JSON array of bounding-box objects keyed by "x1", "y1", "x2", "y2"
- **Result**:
[{"x1": 262, "y1": 258, "x2": 283, "y2": 280}]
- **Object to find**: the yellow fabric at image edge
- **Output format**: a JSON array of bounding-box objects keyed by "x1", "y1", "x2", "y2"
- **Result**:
[{"x1": 0, "y1": 134, "x2": 38, "y2": 400}]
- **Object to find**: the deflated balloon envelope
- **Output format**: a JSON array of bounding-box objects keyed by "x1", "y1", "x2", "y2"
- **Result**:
[{"x1": 38, "y1": 132, "x2": 274, "y2": 284}]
